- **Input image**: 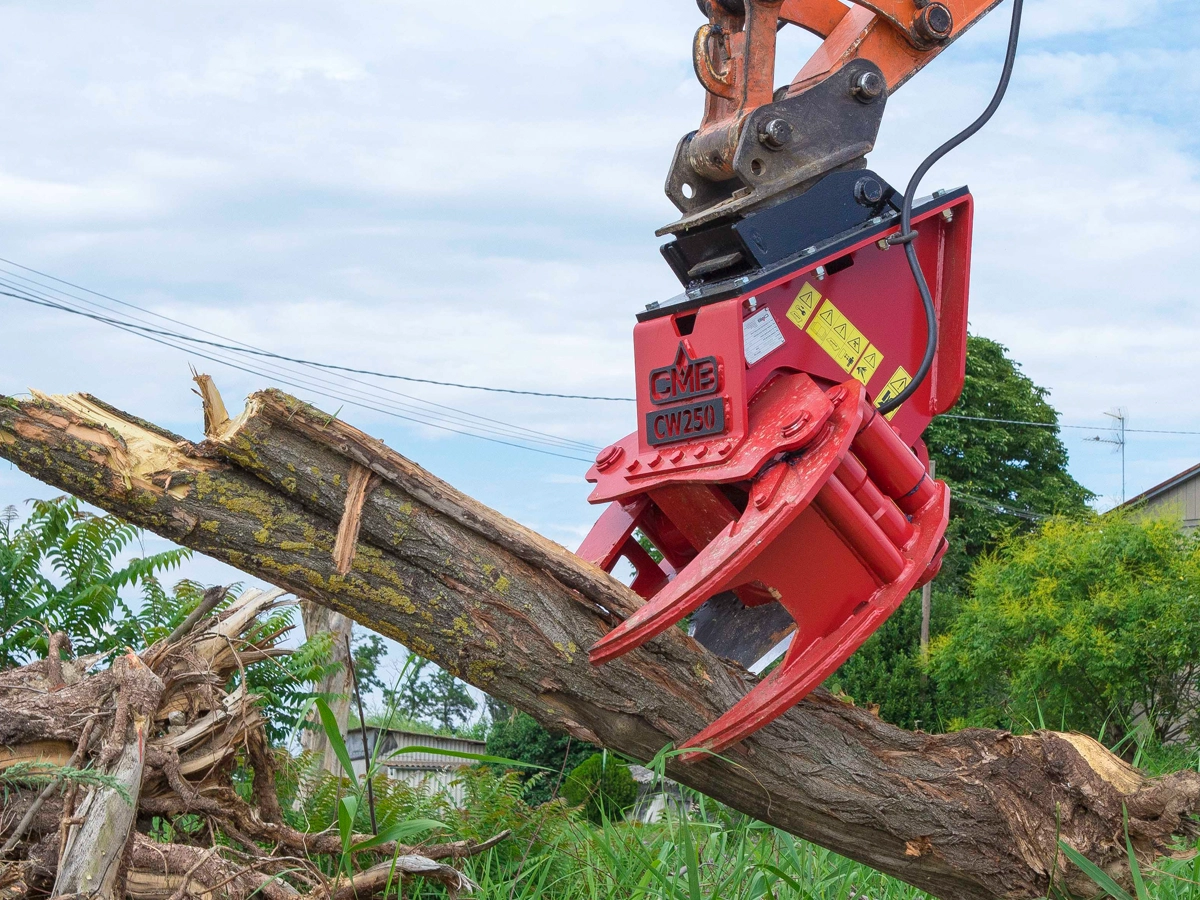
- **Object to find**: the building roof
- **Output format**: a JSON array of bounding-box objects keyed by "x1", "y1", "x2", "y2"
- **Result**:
[
  {"x1": 1120, "y1": 462, "x2": 1200, "y2": 510},
  {"x1": 345, "y1": 725, "x2": 486, "y2": 771}
]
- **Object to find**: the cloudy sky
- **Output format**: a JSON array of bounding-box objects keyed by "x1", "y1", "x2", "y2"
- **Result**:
[{"x1": 0, "y1": 1, "x2": 1197, "y2": 687}]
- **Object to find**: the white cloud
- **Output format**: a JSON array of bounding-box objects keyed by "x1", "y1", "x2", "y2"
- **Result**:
[{"x1": 0, "y1": 0, "x2": 1196, "y2": 535}]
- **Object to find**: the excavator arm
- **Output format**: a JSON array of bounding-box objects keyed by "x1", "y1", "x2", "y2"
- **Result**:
[{"x1": 667, "y1": 0, "x2": 1004, "y2": 231}]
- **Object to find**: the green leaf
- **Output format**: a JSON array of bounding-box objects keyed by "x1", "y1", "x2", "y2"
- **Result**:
[
  {"x1": 1058, "y1": 840, "x2": 1134, "y2": 900},
  {"x1": 316, "y1": 697, "x2": 358, "y2": 791},
  {"x1": 1123, "y1": 809, "x2": 1150, "y2": 900},
  {"x1": 338, "y1": 794, "x2": 358, "y2": 851},
  {"x1": 352, "y1": 817, "x2": 444, "y2": 851}
]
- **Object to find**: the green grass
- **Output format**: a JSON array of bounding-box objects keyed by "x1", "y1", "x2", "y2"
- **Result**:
[
  {"x1": 322, "y1": 766, "x2": 1198, "y2": 900},
  {"x1": 293, "y1": 682, "x2": 1200, "y2": 899}
]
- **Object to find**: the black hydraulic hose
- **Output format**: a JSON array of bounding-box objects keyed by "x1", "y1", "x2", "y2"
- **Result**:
[{"x1": 877, "y1": 0, "x2": 1024, "y2": 414}]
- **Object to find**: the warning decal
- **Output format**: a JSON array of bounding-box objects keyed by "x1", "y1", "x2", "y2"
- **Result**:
[
  {"x1": 807, "y1": 298, "x2": 869, "y2": 374},
  {"x1": 874, "y1": 366, "x2": 912, "y2": 420},
  {"x1": 853, "y1": 344, "x2": 884, "y2": 387},
  {"x1": 785, "y1": 282, "x2": 821, "y2": 331}
]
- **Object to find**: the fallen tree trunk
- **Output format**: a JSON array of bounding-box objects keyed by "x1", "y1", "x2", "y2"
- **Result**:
[{"x1": 0, "y1": 385, "x2": 1196, "y2": 900}]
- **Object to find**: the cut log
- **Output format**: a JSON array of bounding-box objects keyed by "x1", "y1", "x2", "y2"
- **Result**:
[{"x1": 1, "y1": 385, "x2": 1197, "y2": 900}]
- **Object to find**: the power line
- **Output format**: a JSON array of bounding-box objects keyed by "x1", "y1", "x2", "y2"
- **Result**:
[
  {"x1": 938, "y1": 413, "x2": 1200, "y2": 437},
  {"x1": 0, "y1": 283, "x2": 602, "y2": 455},
  {"x1": 0, "y1": 256, "x2": 634, "y2": 403},
  {"x1": 4, "y1": 255, "x2": 1199, "y2": 445},
  {"x1": 0, "y1": 282, "x2": 602, "y2": 462},
  {"x1": 954, "y1": 492, "x2": 1050, "y2": 522}
]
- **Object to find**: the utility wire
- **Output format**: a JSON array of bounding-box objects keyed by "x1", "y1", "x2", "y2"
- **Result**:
[
  {"x1": 0, "y1": 270, "x2": 604, "y2": 451},
  {"x1": 0, "y1": 281, "x2": 602, "y2": 454},
  {"x1": 0, "y1": 256, "x2": 633, "y2": 403},
  {"x1": 938, "y1": 414, "x2": 1200, "y2": 437},
  {"x1": 0, "y1": 284, "x2": 600, "y2": 462},
  {"x1": 4, "y1": 258, "x2": 1200, "y2": 441}
]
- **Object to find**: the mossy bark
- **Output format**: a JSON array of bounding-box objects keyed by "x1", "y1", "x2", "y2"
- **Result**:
[{"x1": 1, "y1": 387, "x2": 1197, "y2": 900}]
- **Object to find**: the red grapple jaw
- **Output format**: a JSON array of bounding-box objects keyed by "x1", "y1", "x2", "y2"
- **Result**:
[
  {"x1": 587, "y1": 386, "x2": 950, "y2": 759},
  {"x1": 589, "y1": 380, "x2": 864, "y2": 667}
]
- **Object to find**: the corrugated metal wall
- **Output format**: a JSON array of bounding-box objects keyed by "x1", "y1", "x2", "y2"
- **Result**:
[{"x1": 346, "y1": 727, "x2": 486, "y2": 807}]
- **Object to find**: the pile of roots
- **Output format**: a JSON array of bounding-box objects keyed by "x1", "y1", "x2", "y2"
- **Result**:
[{"x1": 0, "y1": 587, "x2": 503, "y2": 900}]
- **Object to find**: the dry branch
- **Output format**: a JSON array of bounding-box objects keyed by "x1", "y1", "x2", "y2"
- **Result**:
[{"x1": 0, "y1": 385, "x2": 1197, "y2": 899}]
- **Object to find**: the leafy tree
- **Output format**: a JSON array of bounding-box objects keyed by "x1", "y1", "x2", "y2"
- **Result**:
[
  {"x1": 351, "y1": 631, "x2": 388, "y2": 695},
  {"x1": 0, "y1": 497, "x2": 189, "y2": 665},
  {"x1": 487, "y1": 711, "x2": 596, "y2": 805},
  {"x1": 378, "y1": 651, "x2": 478, "y2": 733},
  {"x1": 830, "y1": 336, "x2": 1093, "y2": 728},
  {"x1": 932, "y1": 513, "x2": 1200, "y2": 747},
  {"x1": 484, "y1": 693, "x2": 514, "y2": 725},
  {"x1": 562, "y1": 753, "x2": 638, "y2": 824},
  {"x1": 425, "y1": 665, "x2": 477, "y2": 731},
  {"x1": 382, "y1": 654, "x2": 434, "y2": 721}
]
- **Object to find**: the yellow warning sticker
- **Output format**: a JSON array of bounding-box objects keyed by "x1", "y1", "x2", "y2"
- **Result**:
[
  {"x1": 785, "y1": 282, "x2": 822, "y2": 331},
  {"x1": 853, "y1": 343, "x2": 884, "y2": 387},
  {"x1": 807, "y1": 298, "x2": 869, "y2": 373},
  {"x1": 874, "y1": 366, "x2": 912, "y2": 420}
]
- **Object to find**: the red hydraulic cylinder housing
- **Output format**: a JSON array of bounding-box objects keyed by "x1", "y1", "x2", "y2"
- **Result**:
[{"x1": 578, "y1": 189, "x2": 972, "y2": 759}]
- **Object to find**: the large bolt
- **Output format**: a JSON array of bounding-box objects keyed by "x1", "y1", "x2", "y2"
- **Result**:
[
  {"x1": 757, "y1": 117, "x2": 793, "y2": 150},
  {"x1": 595, "y1": 444, "x2": 625, "y2": 472},
  {"x1": 914, "y1": 3, "x2": 953, "y2": 42},
  {"x1": 854, "y1": 176, "x2": 884, "y2": 206},
  {"x1": 851, "y1": 70, "x2": 885, "y2": 103}
]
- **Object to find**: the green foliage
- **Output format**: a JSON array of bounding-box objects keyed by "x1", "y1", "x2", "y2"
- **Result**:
[
  {"x1": 831, "y1": 335, "x2": 1093, "y2": 730},
  {"x1": 931, "y1": 513, "x2": 1200, "y2": 746},
  {"x1": 487, "y1": 711, "x2": 595, "y2": 805},
  {"x1": 425, "y1": 665, "x2": 478, "y2": 731},
  {"x1": 923, "y1": 335, "x2": 1093, "y2": 584},
  {"x1": 826, "y1": 594, "x2": 933, "y2": 730},
  {"x1": 0, "y1": 760, "x2": 131, "y2": 804},
  {"x1": 562, "y1": 753, "x2": 637, "y2": 825},
  {"x1": 380, "y1": 651, "x2": 478, "y2": 733},
  {"x1": 352, "y1": 631, "x2": 388, "y2": 695},
  {"x1": 0, "y1": 497, "x2": 190, "y2": 665}
]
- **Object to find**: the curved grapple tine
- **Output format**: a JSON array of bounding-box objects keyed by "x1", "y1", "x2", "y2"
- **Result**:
[{"x1": 676, "y1": 481, "x2": 950, "y2": 761}]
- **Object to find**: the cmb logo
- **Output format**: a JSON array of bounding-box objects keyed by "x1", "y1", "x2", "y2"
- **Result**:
[{"x1": 649, "y1": 342, "x2": 720, "y2": 406}]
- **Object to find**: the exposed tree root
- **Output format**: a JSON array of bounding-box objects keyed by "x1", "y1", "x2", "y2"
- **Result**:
[{"x1": 0, "y1": 588, "x2": 502, "y2": 899}]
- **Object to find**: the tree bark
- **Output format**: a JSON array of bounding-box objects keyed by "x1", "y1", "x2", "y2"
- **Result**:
[
  {"x1": 299, "y1": 600, "x2": 354, "y2": 775},
  {"x1": 1, "y1": 386, "x2": 1197, "y2": 900}
]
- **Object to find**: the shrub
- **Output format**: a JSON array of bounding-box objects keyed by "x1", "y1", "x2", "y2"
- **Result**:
[
  {"x1": 932, "y1": 513, "x2": 1200, "y2": 746},
  {"x1": 562, "y1": 753, "x2": 637, "y2": 824},
  {"x1": 486, "y1": 711, "x2": 595, "y2": 804}
]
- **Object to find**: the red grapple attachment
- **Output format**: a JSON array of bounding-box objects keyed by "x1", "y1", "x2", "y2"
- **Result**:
[{"x1": 580, "y1": 191, "x2": 971, "y2": 758}]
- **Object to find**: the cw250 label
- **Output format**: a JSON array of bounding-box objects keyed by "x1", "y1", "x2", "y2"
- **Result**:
[{"x1": 645, "y1": 398, "x2": 726, "y2": 446}]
